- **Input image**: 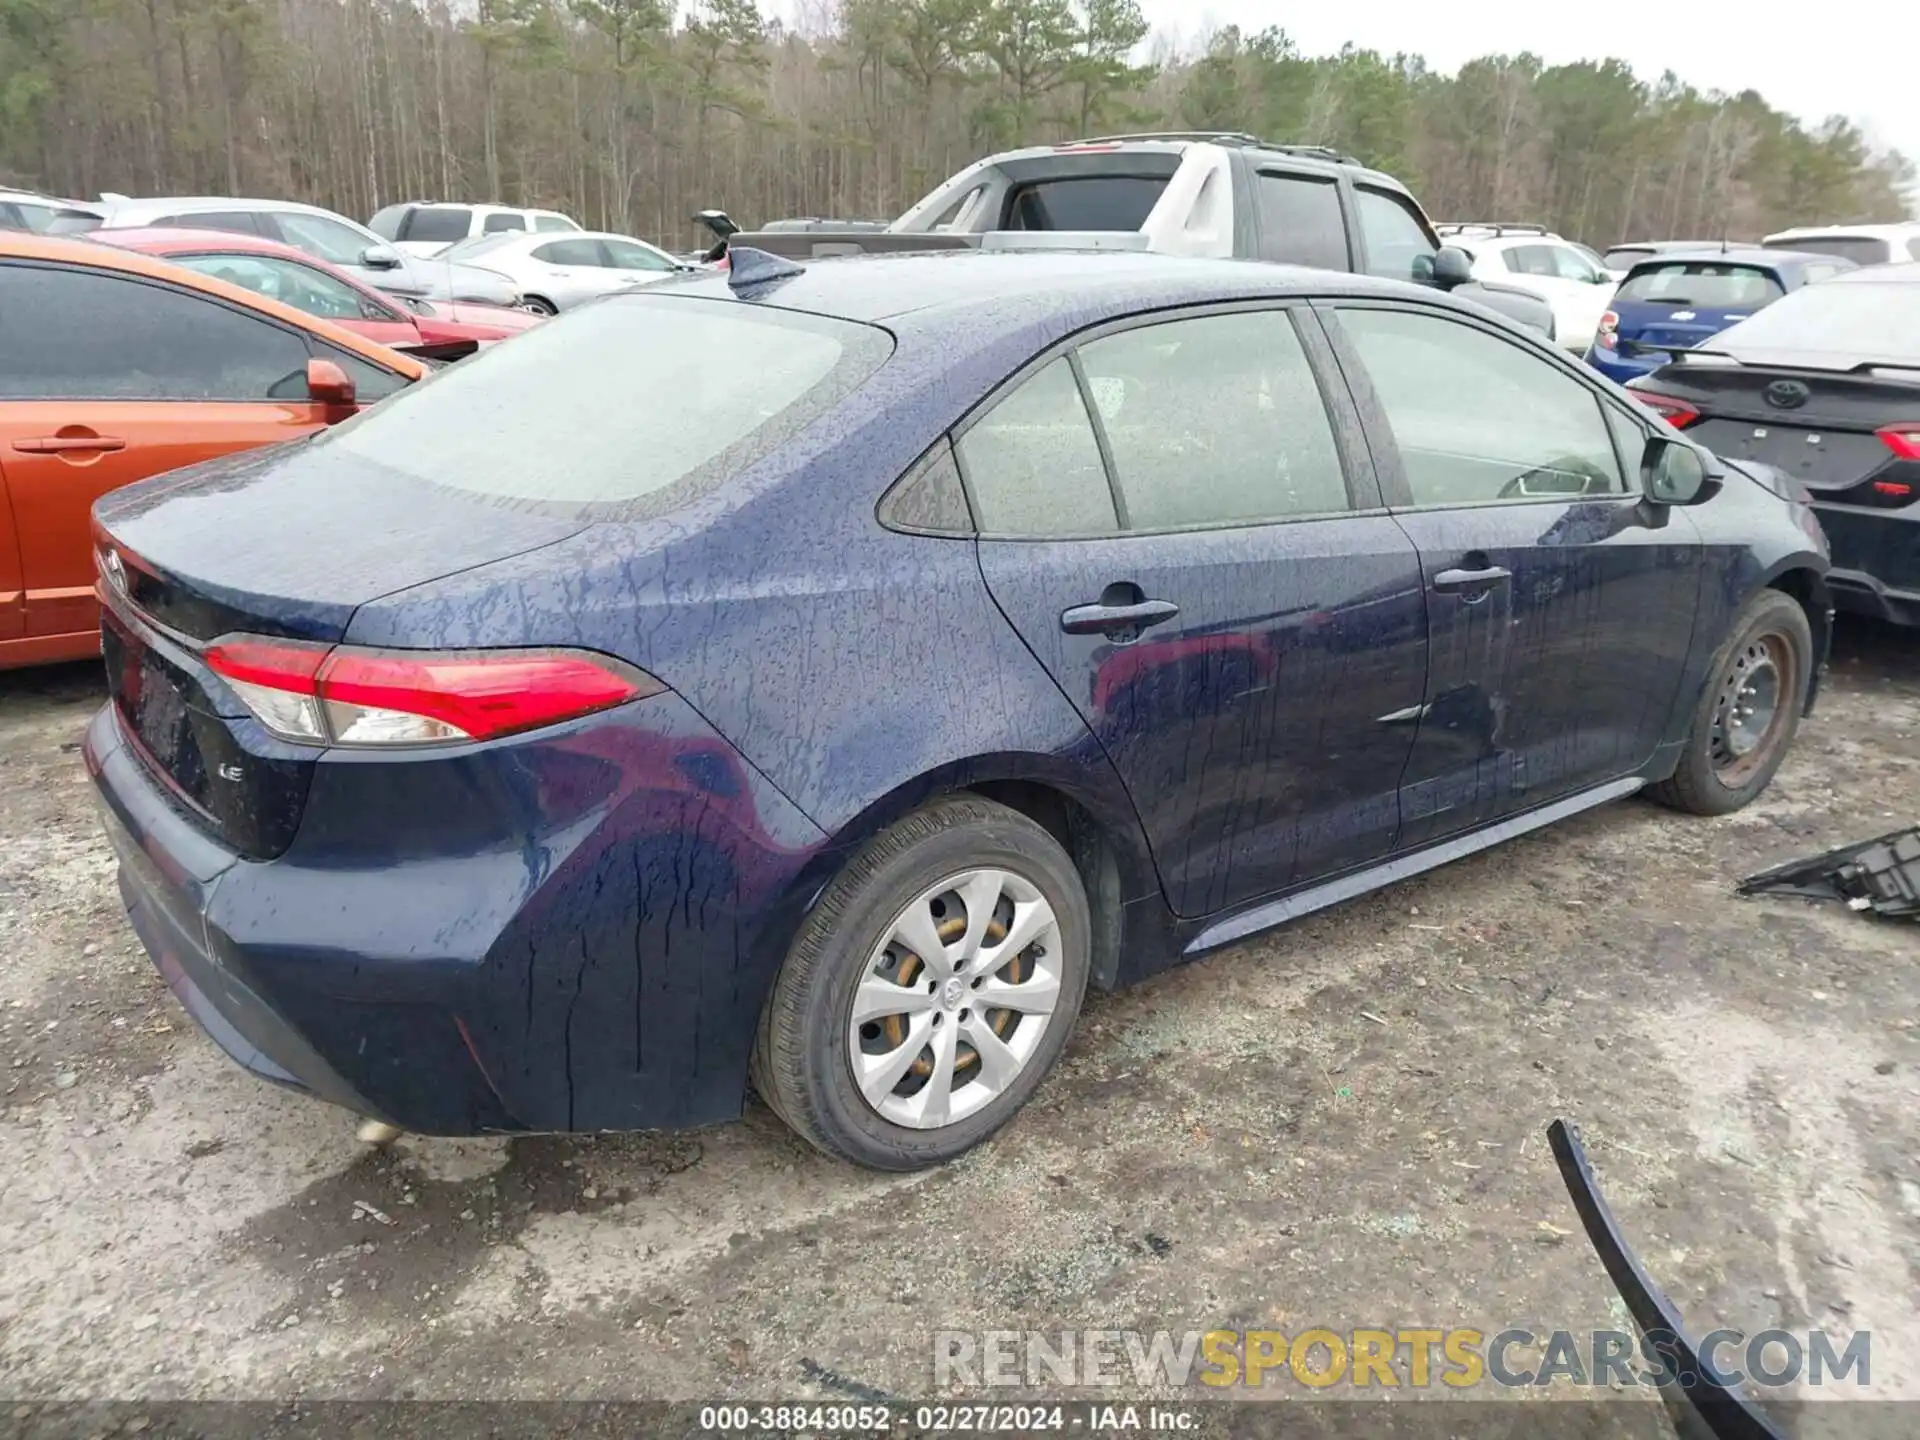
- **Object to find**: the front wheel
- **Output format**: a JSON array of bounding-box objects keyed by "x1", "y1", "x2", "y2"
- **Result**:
[
  {"x1": 1650, "y1": 589, "x2": 1812, "y2": 815},
  {"x1": 520, "y1": 295, "x2": 558, "y2": 316},
  {"x1": 751, "y1": 796, "x2": 1091, "y2": 1171}
]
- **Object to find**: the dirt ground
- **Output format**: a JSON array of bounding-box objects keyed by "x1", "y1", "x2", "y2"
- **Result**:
[{"x1": 1, "y1": 623, "x2": 1916, "y2": 1412}]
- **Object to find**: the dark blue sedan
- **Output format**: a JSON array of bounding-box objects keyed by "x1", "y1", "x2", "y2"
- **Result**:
[{"x1": 86, "y1": 249, "x2": 1831, "y2": 1170}]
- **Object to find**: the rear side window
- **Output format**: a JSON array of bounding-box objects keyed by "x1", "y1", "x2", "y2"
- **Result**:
[
  {"x1": 957, "y1": 358, "x2": 1116, "y2": 536},
  {"x1": 1354, "y1": 187, "x2": 1438, "y2": 283},
  {"x1": 1077, "y1": 310, "x2": 1349, "y2": 528},
  {"x1": 482, "y1": 212, "x2": 527, "y2": 234},
  {"x1": 1763, "y1": 235, "x2": 1890, "y2": 266},
  {"x1": 1254, "y1": 173, "x2": 1348, "y2": 270},
  {"x1": 400, "y1": 207, "x2": 473, "y2": 243},
  {"x1": 157, "y1": 210, "x2": 263, "y2": 237},
  {"x1": 1003, "y1": 177, "x2": 1167, "y2": 232},
  {"x1": 535, "y1": 214, "x2": 576, "y2": 233},
  {"x1": 1616, "y1": 262, "x2": 1784, "y2": 308},
  {"x1": 0, "y1": 263, "x2": 312, "y2": 401},
  {"x1": 533, "y1": 238, "x2": 602, "y2": 266},
  {"x1": 323, "y1": 295, "x2": 891, "y2": 514}
]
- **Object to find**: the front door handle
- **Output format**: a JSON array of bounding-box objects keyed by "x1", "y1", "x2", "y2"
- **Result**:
[
  {"x1": 13, "y1": 434, "x2": 127, "y2": 455},
  {"x1": 1433, "y1": 565, "x2": 1512, "y2": 595},
  {"x1": 1061, "y1": 594, "x2": 1180, "y2": 640}
]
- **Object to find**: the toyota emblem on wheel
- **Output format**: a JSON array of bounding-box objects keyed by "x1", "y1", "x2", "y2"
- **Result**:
[{"x1": 1764, "y1": 378, "x2": 1810, "y2": 409}]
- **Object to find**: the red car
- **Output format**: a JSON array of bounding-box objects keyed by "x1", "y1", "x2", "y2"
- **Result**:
[{"x1": 93, "y1": 228, "x2": 543, "y2": 355}]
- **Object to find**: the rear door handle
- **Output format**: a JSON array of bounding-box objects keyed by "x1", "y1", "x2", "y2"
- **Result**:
[
  {"x1": 1432, "y1": 565, "x2": 1511, "y2": 594},
  {"x1": 13, "y1": 435, "x2": 127, "y2": 454},
  {"x1": 1061, "y1": 597, "x2": 1180, "y2": 639}
]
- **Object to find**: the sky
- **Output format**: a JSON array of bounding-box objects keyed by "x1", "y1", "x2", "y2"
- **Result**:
[{"x1": 1131, "y1": 0, "x2": 1918, "y2": 179}]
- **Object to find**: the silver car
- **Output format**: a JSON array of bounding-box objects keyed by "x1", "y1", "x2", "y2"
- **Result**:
[
  {"x1": 435, "y1": 230, "x2": 691, "y2": 313},
  {"x1": 89, "y1": 195, "x2": 525, "y2": 310}
]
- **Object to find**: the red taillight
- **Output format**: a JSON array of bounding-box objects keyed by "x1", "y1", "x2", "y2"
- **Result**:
[
  {"x1": 1596, "y1": 310, "x2": 1619, "y2": 351},
  {"x1": 1626, "y1": 390, "x2": 1701, "y2": 429},
  {"x1": 205, "y1": 640, "x2": 662, "y2": 747},
  {"x1": 1877, "y1": 424, "x2": 1920, "y2": 461},
  {"x1": 1874, "y1": 480, "x2": 1913, "y2": 498}
]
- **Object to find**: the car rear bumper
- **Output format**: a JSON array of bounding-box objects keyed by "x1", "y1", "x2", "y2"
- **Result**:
[
  {"x1": 85, "y1": 691, "x2": 832, "y2": 1136},
  {"x1": 1812, "y1": 504, "x2": 1920, "y2": 626}
]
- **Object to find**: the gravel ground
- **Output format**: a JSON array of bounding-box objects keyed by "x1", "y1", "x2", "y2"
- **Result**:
[{"x1": 1, "y1": 623, "x2": 1916, "y2": 1411}]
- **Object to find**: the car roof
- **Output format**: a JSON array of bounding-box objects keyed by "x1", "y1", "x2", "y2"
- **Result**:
[
  {"x1": 984, "y1": 137, "x2": 1410, "y2": 195},
  {"x1": 1825, "y1": 261, "x2": 1920, "y2": 285},
  {"x1": 0, "y1": 231, "x2": 425, "y2": 377},
  {"x1": 98, "y1": 225, "x2": 350, "y2": 266},
  {"x1": 671, "y1": 248, "x2": 1456, "y2": 328},
  {"x1": 99, "y1": 195, "x2": 357, "y2": 224},
  {"x1": 1763, "y1": 222, "x2": 1920, "y2": 241},
  {"x1": 1624, "y1": 246, "x2": 1837, "y2": 270}
]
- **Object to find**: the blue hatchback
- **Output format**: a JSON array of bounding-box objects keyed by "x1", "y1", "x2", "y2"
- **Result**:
[
  {"x1": 1588, "y1": 247, "x2": 1854, "y2": 384},
  {"x1": 84, "y1": 249, "x2": 1831, "y2": 1170}
]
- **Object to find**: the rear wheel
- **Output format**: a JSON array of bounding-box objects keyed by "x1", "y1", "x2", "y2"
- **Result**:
[
  {"x1": 1650, "y1": 589, "x2": 1811, "y2": 815},
  {"x1": 751, "y1": 796, "x2": 1090, "y2": 1171},
  {"x1": 521, "y1": 295, "x2": 558, "y2": 316}
]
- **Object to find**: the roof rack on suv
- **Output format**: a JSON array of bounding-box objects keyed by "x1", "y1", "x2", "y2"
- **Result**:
[
  {"x1": 1066, "y1": 132, "x2": 1362, "y2": 165},
  {"x1": 1436, "y1": 222, "x2": 1551, "y2": 237}
]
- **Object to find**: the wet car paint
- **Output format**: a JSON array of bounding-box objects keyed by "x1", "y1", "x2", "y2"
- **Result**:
[{"x1": 88, "y1": 253, "x2": 1832, "y2": 1135}]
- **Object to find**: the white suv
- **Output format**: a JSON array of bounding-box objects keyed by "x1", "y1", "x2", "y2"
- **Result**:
[
  {"x1": 369, "y1": 202, "x2": 583, "y2": 257},
  {"x1": 1434, "y1": 224, "x2": 1618, "y2": 353},
  {"x1": 1761, "y1": 223, "x2": 1920, "y2": 268}
]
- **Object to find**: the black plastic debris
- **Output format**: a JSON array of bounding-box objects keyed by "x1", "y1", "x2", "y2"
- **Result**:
[{"x1": 1737, "y1": 826, "x2": 1920, "y2": 919}]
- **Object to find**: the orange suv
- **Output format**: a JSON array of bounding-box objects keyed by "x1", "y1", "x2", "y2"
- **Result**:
[{"x1": 0, "y1": 233, "x2": 426, "y2": 667}]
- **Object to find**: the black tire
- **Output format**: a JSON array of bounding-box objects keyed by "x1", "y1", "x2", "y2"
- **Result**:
[
  {"x1": 522, "y1": 295, "x2": 558, "y2": 316},
  {"x1": 751, "y1": 795, "x2": 1091, "y2": 1171},
  {"x1": 1649, "y1": 589, "x2": 1812, "y2": 816}
]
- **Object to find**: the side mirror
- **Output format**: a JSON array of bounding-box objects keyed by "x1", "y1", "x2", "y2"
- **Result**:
[
  {"x1": 1431, "y1": 245, "x2": 1474, "y2": 291},
  {"x1": 1645, "y1": 438, "x2": 1718, "y2": 506},
  {"x1": 306, "y1": 357, "x2": 357, "y2": 419},
  {"x1": 359, "y1": 244, "x2": 402, "y2": 270}
]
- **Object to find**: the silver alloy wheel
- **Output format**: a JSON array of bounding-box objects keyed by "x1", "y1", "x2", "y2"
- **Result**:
[{"x1": 847, "y1": 868, "x2": 1063, "y2": 1130}]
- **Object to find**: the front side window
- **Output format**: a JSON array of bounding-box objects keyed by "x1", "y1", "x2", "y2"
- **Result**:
[
  {"x1": 1549, "y1": 245, "x2": 1606, "y2": 283},
  {"x1": 1336, "y1": 306, "x2": 1625, "y2": 505},
  {"x1": 603, "y1": 240, "x2": 676, "y2": 272},
  {"x1": 1354, "y1": 187, "x2": 1438, "y2": 283},
  {"x1": 1254, "y1": 172, "x2": 1349, "y2": 270},
  {"x1": 0, "y1": 262, "x2": 312, "y2": 401},
  {"x1": 1076, "y1": 310, "x2": 1349, "y2": 529},
  {"x1": 957, "y1": 358, "x2": 1116, "y2": 537},
  {"x1": 273, "y1": 211, "x2": 378, "y2": 265}
]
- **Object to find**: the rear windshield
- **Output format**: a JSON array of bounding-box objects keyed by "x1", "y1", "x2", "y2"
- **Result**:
[
  {"x1": 1763, "y1": 235, "x2": 1890, "y2": 266},
  {"x1": 1616, "y1": 261, "x2": 1784, "y2": 308},
  {"x1": 1711, "y1": 279, "x2": 1920, "y2": 361},
  {"x1": 400, "y1": 207, "x2": 472, "y2": 243},
  {"x1": 324, "y1": 295, "x2": 893, "y2": 515},
  {"x1": 1003, "y1": 177, "x2": 1168, "y2": 231}
]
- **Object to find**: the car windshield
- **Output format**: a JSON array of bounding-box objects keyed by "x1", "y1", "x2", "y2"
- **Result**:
[
  {"x1": 323, "y1": 294, "x2": 894, "y2": 515},
  {"x1": 1615, "y1": 262, "x2": 1784, "y2": 308},
  {"x1": 1763, "y1": 235, "x2": 1891, "y2": 266},
  {"x1": 1710, "y1": 279, "x2": 1920, "y2": 363}
]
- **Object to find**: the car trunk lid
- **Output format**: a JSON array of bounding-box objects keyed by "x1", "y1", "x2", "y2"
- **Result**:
[{"x1": 95, "y1": 439, "x2": 586, "y2": 857}]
